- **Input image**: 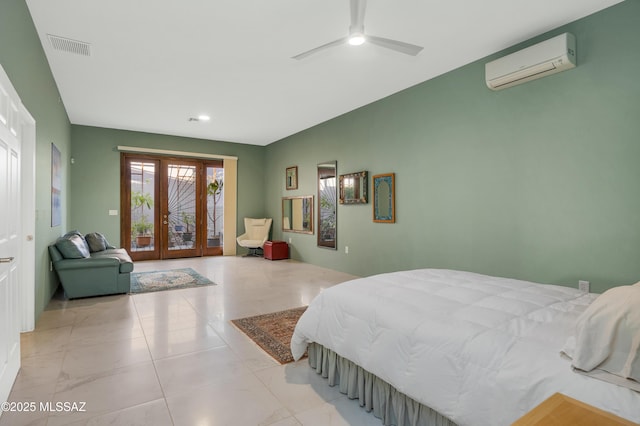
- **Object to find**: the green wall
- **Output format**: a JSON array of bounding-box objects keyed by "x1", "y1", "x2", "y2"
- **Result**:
[
  {"x1": 265, "y1": 1, "x2": 640, "y2": 294},
  {"x1": 70, "y1": 126, "x2": 266, "y2": 247},
  {"x1": 0, "y1": 0, "x2": 72, "y2": 318},
  {"x1": 1, "y1": 0, "x2": 638, "y2": 321}
]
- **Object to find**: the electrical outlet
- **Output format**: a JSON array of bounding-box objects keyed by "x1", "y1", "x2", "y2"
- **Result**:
[
  {"x1": 345, "y1": 246, "x2": 349, "y2": 254},
  {"x1": 578, "y1": 280, "x2": 590, "y2": 293},
  {"x1": 288, "y1": 237, "x2": 292, "y2": 244}
]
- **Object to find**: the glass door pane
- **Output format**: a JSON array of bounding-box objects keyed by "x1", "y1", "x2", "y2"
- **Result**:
[
  {"x1": 204, "y1": 164, "x2": 224, "y2": 255},
  {"x1": 129, "y1": 160, "x2": 158, "y2": 258},
  {"x1": 164, "y1": 161, "x2": 201, "y2": 258}
]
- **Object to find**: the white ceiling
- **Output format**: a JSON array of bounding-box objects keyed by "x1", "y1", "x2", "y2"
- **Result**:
[{"x1": 25, "y1": 0, "x2": 622, "y2": 146}]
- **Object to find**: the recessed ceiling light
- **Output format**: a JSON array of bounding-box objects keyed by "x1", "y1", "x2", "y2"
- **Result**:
[
  {"x1": 348, "y1": 33, "x2": 366, "y2": 46},
  {"x1": 188, "y1": 115, "x2": 211, "y2": 122}
]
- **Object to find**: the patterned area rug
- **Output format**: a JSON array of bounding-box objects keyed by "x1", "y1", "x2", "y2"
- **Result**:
[
  {"x1": 232, "y1": 306, "x2": 307, "y2": 364},
  {"x1": 130, "y1": 268, "x2": 216, "y2": 294}
]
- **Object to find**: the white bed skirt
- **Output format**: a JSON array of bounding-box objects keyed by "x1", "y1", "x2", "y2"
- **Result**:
[{"x1": 307, "y1": 342, "x2": 458, "y2": 426}]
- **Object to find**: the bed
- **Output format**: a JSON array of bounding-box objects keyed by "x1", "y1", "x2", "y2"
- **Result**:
[{"x1": 291, "y1": 269, "x2": 640, "y2": 426}]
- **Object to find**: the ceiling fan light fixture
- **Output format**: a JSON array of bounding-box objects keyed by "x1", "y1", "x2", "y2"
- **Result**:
[
  {"x1": 348, "y1": 33, "x2": 366, "y2": 46},
  {"x1": 291, "y1": 0, "x2": 423, "y2": 59}
]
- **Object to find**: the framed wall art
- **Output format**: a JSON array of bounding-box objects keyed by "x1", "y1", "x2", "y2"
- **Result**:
[
  {"x1": 372, "y1": 173, "x2": 395, "y2": 223},
  {"x1": 51, "y1": 143, "x2": 62, "y2": 227},
  {"x1": 286, "y1": 166, "x2": 298, "y2": 190}
]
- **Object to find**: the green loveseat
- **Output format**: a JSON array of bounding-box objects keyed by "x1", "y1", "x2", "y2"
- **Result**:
[{"x1": 48, "y1": 231, "x2": 134, "y2": 299}]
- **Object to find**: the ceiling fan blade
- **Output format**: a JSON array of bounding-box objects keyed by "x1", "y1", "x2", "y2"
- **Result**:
[
  {"x1": 291, "y1": 37, "x2": 348, "y2": 60},
  {"x1": 350, "y1": 0, "x2": 367, "y2": 33},
  {"x1": 366, "y1": 35, "x2": 424, "y2": 56}
]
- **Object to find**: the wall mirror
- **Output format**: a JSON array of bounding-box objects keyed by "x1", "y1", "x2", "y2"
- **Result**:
[
  {"x1": 373, "y1": 173, "x2": 395, "y2": 223},
  {"x1": 317, "y1": 161, "x2": 337, "y2": 249},
  {"x1": 339, "y1": 171, "x2": 368, "y2": 204},
  {"x1": 282, "y1": 196, "x2": 313, "y2": 234}
]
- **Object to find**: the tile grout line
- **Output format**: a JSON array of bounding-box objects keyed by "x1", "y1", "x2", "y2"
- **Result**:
[{"x1": 132, "y1": 294, "x2": 176, "y2": 426}]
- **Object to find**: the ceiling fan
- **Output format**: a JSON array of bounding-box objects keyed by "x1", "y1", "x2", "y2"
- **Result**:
[{"x1": 292, "y1": 0, "x2": 424, "y2": 60}]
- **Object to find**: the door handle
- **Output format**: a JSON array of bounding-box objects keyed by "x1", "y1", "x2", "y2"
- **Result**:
[
  {"x1": 0, "y1": 257, "x2": 14, "y2": 263},
  {"x1": 163, "y1": 221, "x2": 168, "y2": 225}
]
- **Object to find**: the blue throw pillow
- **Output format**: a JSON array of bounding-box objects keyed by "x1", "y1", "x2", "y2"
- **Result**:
[
  {"x1": 85, "y1": 232, "x2": 108, "y2": 252},
  {"x1": 55, "y1": 234, "x2": 91, "y2": 259},
  {"x1": 63, "y1": 230, "x2": 84, "y2": 239}
]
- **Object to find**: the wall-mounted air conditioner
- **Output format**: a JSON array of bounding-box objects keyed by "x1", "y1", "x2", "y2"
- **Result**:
[{"x1": 485, "y1": 33, "x2": 576, "y2": 91}]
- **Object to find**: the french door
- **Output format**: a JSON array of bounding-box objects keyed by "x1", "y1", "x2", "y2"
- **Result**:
[{"x1": 121, "y1": 154, "x2": 224, "y2": 261}]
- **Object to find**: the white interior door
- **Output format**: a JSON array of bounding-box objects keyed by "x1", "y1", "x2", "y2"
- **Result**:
[{"x1": 0, "y1": 65, "x2": 22, "y2": 408}]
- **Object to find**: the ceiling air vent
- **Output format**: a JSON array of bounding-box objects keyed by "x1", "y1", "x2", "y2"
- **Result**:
[{"x1": 47, "y1": 34, "x2": 91, "y2": 56}]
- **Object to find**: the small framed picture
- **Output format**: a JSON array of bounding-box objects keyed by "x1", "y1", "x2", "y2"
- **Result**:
[
  {"x1": 286, "y1": 166, "x2": 298, "y2": 190},
  {"x1": 373, "y1": 173, "x2": 395, "y2": 223}
]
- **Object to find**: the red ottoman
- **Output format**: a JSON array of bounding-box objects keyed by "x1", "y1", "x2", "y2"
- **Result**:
[{"x1": 264, "y1": 241, "x2": 289, "y2": 260}]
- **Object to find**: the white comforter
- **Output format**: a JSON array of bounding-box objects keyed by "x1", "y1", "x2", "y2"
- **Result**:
[{"x1": 291, "y1": 269, "x2": 640, "y2": 426}]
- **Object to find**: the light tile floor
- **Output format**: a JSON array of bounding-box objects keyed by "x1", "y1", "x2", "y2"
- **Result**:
[{"x1": 1, "y1": 256, "x2": 386, "y2": 426}]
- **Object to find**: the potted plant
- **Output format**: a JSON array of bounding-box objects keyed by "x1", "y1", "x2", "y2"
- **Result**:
[
  {"x1": 181, "y1": 212, "x2": 195, "y2": 242},
  {"x1": 132, "y1": 216, "x2": 154, "y2": 247},
  {"x1": 131, "y1": 190, "x2": 154, "y2": 247},
  {"x1": 131, "y1": 190, "x2": 153, "y2": 212},
  {"x1": 207, "y1": 178, "x2": 223, "y2": 247}
]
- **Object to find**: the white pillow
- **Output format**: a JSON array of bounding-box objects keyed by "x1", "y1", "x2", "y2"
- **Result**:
[{"x1": 569, "y1": 284, "x2": 640, "y2": 384}]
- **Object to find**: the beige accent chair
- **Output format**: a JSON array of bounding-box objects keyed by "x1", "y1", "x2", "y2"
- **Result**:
[{"x1": 236, "y1": 218, "x2": 272, "y2": 256}]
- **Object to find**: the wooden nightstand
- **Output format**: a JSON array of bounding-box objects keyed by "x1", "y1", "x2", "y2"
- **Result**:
[{"x1": 512, "y1": 393, "x2": 637, "y2": 426}]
